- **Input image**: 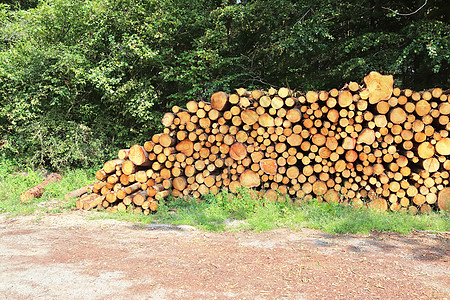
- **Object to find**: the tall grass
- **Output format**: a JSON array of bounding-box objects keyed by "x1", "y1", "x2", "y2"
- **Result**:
[{"x1": 0, "y1": 157, "x2": 96, "y2": 215}]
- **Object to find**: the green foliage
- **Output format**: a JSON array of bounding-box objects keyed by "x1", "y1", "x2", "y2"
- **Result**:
[{"x1": 0, "y1": 0, "x2": 448, "y2": 169}]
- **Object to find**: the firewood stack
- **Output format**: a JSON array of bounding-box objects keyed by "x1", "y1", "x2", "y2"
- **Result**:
[{"x1": 74, "y1": 72, "x2": 450, "y2": 214}]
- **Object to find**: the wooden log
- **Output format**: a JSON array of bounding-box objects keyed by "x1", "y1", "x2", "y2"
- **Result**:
[
  {"x1": 129, "y1": 145, "x2": 151, "y2": 166},
  {"x1": 286, "y1": 109, "x2": 302, "y2": 123},
  {"x1": 118, "y1": 149, "x2": 130, "y2": 160},
  {"x1": 20, "y1": 173, "x2": 62, "y2": 203},
  {"x1": 230, "y1": 143, "x2": 247, "y2": 160},
  {"x1": 364, "y1": 71, "x2": 393, "y2": 104},
  {"x1": 259, "y1": 113, "x2": 275, "y2": 127},
  {"x1": 240, "y1": 170, "x2": 260, "y2": 188},
  {"x1": 133, "y1": 190, "x2": 148, "y2": 206},
  {"x1": 417, "y1": 142, "x2": 435, "y2": 159},
  {"x1": 287, "y1": 134, "x2": 303, "y2": 147},
  {"x1": 65, "y1": 183, "x2": 94, "y2": 201},
  {"x1": 368, "y1": 197, "x2": 388, "y2": 212},
  {"x1": 173, "y1": 177, "x2": 187, "y2": 191},
  {"x1": 342, "y1": 137, "x2": 356, "y2": 150},
  {"x1": 104, "y1": 159, "x2": 125, "y2": 173},
  {"x1": 278, "y1": 87, "x2": 291, "y2": 98},
  {"x1": 436, "y1": 138, "x2": 450, "y2": 155},
  {"x1": 389, "y1": 108, "x2": 407, "y2": 124},
  {"x1": 324, "y1": 189, "x2": 340, "y2": 203},
  {"x1": 159, "y1": 134, "x2": 176, "y2": 148},
  {"x1": 76, "y1": 193, "x2": 95, "y2": 209},
  {"x1": 161, "y1": 113, "x2": 175, "y2": 127},
  {"x1": 95, "y1": 169, "x2": 108, "y2": 181},
  {"x1": 176, "y1": 139, "x2": 194, "y2": 157},
  {"x1": 437, "y1": 187, "x2": 450, "y2": 212},
  {"x1": 260, "y1": 159, "x2": 277, "y2": 175},
  {"x1": 416, "y1": 100, "x2": 431, "y2": 116},
  {"x1": 357, "y1": 128, "x2": 376, "y2": 145},
  {"x1": 211, "y1": 92, "x2": 229, "y2": 111},
  {"x1": 83, "y1": 195, "x2": 105, "y2": 210},
  {"x1": 241, "y1": 109, "x2": 259, "y2": 125},
  {"x1": 338, "y1": 90, "x2": 353, "y2": 107},
  {"x1": 156, "y1": 190, "x2": 171, "y2": 200}
]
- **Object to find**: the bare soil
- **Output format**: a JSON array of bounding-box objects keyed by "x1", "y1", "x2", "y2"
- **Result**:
[{"x1": 0, "y1": 210, "x2": 448, "y2": 299}]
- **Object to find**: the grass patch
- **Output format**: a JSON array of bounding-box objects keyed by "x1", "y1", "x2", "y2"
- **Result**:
[
  {"x1": 0, "y1": 158, "x2": 96, "y2": 216},
  {"x1": 93, "y1": 188, "x2": 450, "y2": 234}
]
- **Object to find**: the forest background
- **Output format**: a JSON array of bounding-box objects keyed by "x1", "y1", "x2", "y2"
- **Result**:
[{"x1": 0, "y1": 0, "x2": 448, "y2": 171}]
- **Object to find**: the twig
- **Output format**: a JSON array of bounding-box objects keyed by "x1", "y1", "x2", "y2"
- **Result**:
[{"x1": 382, "y1": 0, "x2": 427, "y2": 16}]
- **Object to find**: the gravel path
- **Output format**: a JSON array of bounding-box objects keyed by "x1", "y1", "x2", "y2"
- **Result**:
[{"x1": 0, "y1": 211, "x2": 449, "y2": 299}]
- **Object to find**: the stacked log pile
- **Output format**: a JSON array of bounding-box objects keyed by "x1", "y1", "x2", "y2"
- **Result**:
[{"x1": 74, "y1": 72, "x2": 450, "y2": 214}]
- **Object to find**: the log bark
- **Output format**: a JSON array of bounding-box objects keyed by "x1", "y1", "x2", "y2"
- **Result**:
[
  {"x1": 65, "y1": 183, "x2": 95, "y2": 201},
  {"x1": 20, "y1": 173, "x2": 62, "y2": 203}
]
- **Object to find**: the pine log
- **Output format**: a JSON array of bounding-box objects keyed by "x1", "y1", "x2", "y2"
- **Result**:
[
  {"x1": 161, "y1": 113, "x2": 175, "y2": 127},
  {"x1": 230, "y1": 143, "x2": 247, "y2": 160},
  {"x1": 260, "y1": 159, "x2": 277, "y2": 175},
  {"x1": 240, "y1": 170, "x2": 260, "y2": 188},
  {"x1": 437, "y1": 187, "x2": 450, "y2": 212},
  {"x1": 364, "y1": 71, "x2": 394, "y2": 104},
  {"x1": 312, "y1": 181, "x2": 327, "y2": 196},
  {"x1": 65, "y1": 183, "x2": 95, "y2": 201},
  {"x1": 368, "y1": 197, "x2": 388, "y2": 212},
  {"x1": 176, "y1": 139, "x2": 194, "y2": 157},
  {"x1": 20, "y1": 173, "x2": 62, "y2": 203},
  {"x1": 83, "y1": 195, "x2": 105, "y2": 210},
  {"x1": 338, "y1": 90, "x2": 353, "y2": 107},
  {"x1": 104, "y1": 159, "x2": 125, "y2": 173},
  {"x1": 259, "y1": 113, "x2": 275, "y2": 127},
  {"x1": 241, "y1": 109, "x2": 259, "y2": 125},
  {"x1": 173, "y1": 176, "x2": 187, "y2": 191},
  {"x1": 417, "y1": 142, "x2": 435, "y2": 159},
  {"x1": 357, "y1": 128, "x2": 376, "y2": 144},
  {"x1": 129, "y1": 145, "x2": 151, "y2": 166},
  {"x1": 436, "y1": 138, "x2": 450, "y2": 155},
  {"x1": 210, "y1": 92, "x2": 229, "y2": 111}
]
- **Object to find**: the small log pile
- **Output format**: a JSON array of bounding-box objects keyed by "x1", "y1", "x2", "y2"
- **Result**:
[{"x1": 74, "y1": 71, "x2": 450, "y2": 214}]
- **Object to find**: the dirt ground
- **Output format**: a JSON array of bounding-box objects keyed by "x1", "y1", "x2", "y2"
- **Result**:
[{"x1": 0, "y1": 210, "x2": 448, "y2": 300}]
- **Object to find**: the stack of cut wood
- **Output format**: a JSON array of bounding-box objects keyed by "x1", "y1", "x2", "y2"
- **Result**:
[{"x1": 72, "y1": 71, "x2": 450, "y2": 214}]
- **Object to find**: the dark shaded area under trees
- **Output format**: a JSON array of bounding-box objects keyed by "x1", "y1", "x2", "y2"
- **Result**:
[{"x1": 0, "y1": 0, "x2": 448, "y2": 170}]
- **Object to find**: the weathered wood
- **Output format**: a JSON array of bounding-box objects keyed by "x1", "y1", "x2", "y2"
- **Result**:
[
  {"x1": 20, "y1": 173, "x2": 62, "y2": 203},
  {"x1": 65, "y1": 183, "x2": 94, "y2": 201}
]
